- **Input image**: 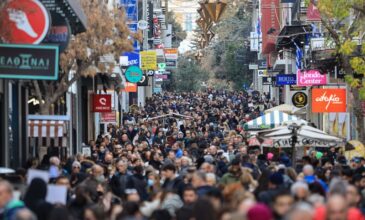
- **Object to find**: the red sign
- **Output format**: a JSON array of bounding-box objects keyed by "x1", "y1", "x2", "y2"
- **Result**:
[
  {"x1": 312, "y1": 89, "x2": 347, "y2": 113},
  {"x1": 307, "y1": 1, "x2": 321, "y2": 21},
  {"x1": 101, "y1": 112, "x2": 116, "y2": 123},
  {"x1": 261, "y1": 0, "x2": 280, "y2": 54},
  {"x1": 92, "y1": 94, "x2": 112, "y2": 112},
  {"x1": 124, "y1": 82, "x2": 137, "y2": 92},
  {"x1": 0, "y1": 0, "x2": 50, "y2": 44}
]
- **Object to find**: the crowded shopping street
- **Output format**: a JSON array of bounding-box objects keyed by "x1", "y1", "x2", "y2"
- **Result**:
[
  {"x1": 2, "y1": 0, "x2": 365, "y2": 219},
  {"x1": 1, "y1": 91, "x2": 365, "y2": 220}
]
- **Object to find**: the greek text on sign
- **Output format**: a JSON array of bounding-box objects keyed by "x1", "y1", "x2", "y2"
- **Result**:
[
  {"x1": 297, "y1": 69, "x2": 327, "y2": 86},
  {"x1": 141, "y1": 50, "x2": 157, "y2": 70},
  {"x1": 312, "y1": 88, "x2": 347, "y2": 113},
  {"x1": 0, "y1": 44, "x2": 59, "y2": 80}
]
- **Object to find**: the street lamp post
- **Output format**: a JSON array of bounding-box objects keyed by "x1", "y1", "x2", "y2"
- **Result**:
[{"x1": 289, "y1": 124, "x2": 300, "y2": 167}]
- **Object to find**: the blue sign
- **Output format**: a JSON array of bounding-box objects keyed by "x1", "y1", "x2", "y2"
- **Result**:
[
  {"x1": 276, "y1": 74, "x2": 297, "y2": 85},
  {"x1": 123, "y1": 50, "x2": 140, "y2": 66},
  {"x1": 120, "y1": 0, "x2": 138, "y2": 22},
  {"x1": 125, "y1": 66, "x2": 143, "y2": 83},
  {"x1": 128, "y1": 23, "x2": 139, "y2": 50}
]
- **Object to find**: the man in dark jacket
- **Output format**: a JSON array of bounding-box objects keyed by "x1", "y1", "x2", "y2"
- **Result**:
[
  {"x1": 110, "y1": 160, "x2": 130, "y2": 198},
  {"x1": 161, "y1": 164, "x2": 185, "y2": 198},
  {"x1": 126, "y1": 166, "x2": 148, "y2": 201},
  {"x1": 191, "y1": 171, "x2": 216, "y2": 197},
  {"x1": 258, "y1": 172, "x2": 284, "y2": 205}
]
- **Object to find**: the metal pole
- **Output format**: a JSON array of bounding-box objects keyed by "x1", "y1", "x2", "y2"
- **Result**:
[{"x1": 291, "y1": 126, "x2": 298, "y2": 167}]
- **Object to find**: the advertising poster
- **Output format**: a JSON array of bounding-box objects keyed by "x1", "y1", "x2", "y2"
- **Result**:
[{"x1": 323, "y1": 113, "x2": 350, "y2": 140}]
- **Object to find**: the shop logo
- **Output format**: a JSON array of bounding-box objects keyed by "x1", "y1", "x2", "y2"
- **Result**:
[
  {"x1": 315, "y1": 92, "x2": 342, "y2": 110},
  {"x1": 312, "y1": 88, "x2": 346, "y2": 113},
  {"x1": 99, "y1": 98, "x2": 107, "y2": 106},
  {"x1": 297, "y1": 69, "x2": 327, "y2": 86},
  {"x1": 0, "y1": 0, "x2": 50, "y2": 44},
  {"x1": 292, "y1": 92, "x2": 308, "y2": 108},
  {"x1": 93, "y1": 94, "x2": 112, "y2": 112}
]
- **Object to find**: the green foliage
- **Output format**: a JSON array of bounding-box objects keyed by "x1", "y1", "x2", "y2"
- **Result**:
[
  {"x1": 359, "y1": 87, "x2": 365, "y2": 100},
  {"x1": 339, "y1": 40, "x2": 357, "y2": 55},
  {"x1": 168, "y1": 57, "x2": 209, "y2": 92},
  {"x1": 319, "y1": 0, "x2": 365, "y2": 100},
  {"x1": 166, "y1": 11, "x2": 187, "y2": 48},
  {"x1": 318, "y1": 0, "x2": 350, "y2": 20},
  {"x1": 350, "y1": 57, "x2": 365, "y2": 76},
  {"x1": 196, "y1": 1, "x2": 253, "y2": 90}
]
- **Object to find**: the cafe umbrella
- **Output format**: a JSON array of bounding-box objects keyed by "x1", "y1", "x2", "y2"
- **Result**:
[{"x1": 257, "y1": 121, "x2": 344, "y2": 165}]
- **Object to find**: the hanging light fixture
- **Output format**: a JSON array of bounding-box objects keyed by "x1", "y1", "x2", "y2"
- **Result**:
[
  {"x1": 196, "y1": 17, "x2": 213, "y2": 32},
  {"x1": 200, "y1": 0, "x2": 227, "y2": 23},
  {"x1": 197, "y1": 6, "x2": 212, "y2": 25}
]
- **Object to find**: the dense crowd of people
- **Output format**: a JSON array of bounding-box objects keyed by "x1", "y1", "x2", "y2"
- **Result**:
[{"x1": 1, "y1": 90, "x2": 365, "y2": 220}]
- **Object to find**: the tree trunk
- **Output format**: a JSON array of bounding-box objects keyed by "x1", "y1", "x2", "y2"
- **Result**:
[
  {"x1": 39, "y1": 101, "x2": 52, "y2": 115},
  {"x1": 340, "y1": 55, "x2": 365, "y2": 142}
]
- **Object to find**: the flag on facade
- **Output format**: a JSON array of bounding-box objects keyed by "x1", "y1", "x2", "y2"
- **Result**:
[
  {"x1": 310, "y1": 23, "x2": 321, "y2": 37},
  {"x1": 294, "y1": 42, "x2": 303, "y2": 69},
  {"x1": 256, "y1": 18, "x2": 261, "y2": 36}
]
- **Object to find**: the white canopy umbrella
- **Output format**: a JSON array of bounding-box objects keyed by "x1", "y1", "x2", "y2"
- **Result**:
[
  {"x1": 263, "y1": 125, "x2": 342, "y2": 143},
  {"x1": 257, "y1": 122, "x2": 344, "y2": 165},
  {"x1": 265, "y1": 104, "x2": 305, "y2": 115}
]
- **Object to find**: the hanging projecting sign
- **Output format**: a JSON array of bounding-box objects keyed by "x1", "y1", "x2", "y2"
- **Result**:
[
  {"x1": 0, "y1": 44, "x2": 59, "y2": 80},
  {"x1": 297, "y1": 69, "x2": 327, "y2": 86},
  {"x1": 292, "y1": 92, "x2": 308, "y2": 108},
  {"x1": 0, "y1": 0, "x2": 50, "y2": 44},
  {"x1": 276, "y1": 74, "x2": 297, "y2": 86},
  {"x1": 138, "y1": 20, "x2": 149, "y2": 30},
  {"x1": 100, "y1": 111, "x2": 116, "y2": 123},
  {"x1": 42, "y1": 11, "x2": 71, "y2": 53},
  {"x1": 158, "y1": 63, "x2": 166, "y2": 70},
  {"x1": 124, "y1": 82, "x2": 137, "y2": 92},
  {"x1": 147, "y1": 70, "x2": 155, "y2": 76},
  {"x1": 312, "y1": 88, "x2": 347, "y2": 113},
  {"x1": 137, "y1": 73, "x2": 148, "y2": 86},
  {"x1": 122, "y1": 51, "x2": 140, "y2": 66},
  {"x1": 92, "y1": 94, "x2": 112, "y2": 112},
  {"x1": 120, "y1": 0, "x2": 138, "y2": 22},
  {"x1": 141, "y1": 51, "x2": 157, "y2": 70},
  {"x1": 125, "y1": 66, "x2": 143, "y2": 83}
]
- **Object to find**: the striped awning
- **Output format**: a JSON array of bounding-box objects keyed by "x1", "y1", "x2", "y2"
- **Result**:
[
  {"x1": 28, "y1": 120, "x2": 66, "y2": 138},
  {"x1": 244, "y1": 111, "x2": 299, "y2": 130}
]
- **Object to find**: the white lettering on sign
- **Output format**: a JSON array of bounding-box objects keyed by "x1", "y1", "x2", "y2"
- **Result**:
[{"x1": 315, "y1": 92, "x2": 343, "y2": 110}]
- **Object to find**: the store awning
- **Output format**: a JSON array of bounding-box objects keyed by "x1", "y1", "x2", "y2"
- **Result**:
[
  {"x1": 40, "y1": 0, "x2": 87, "y2": 34},
  {"x1": 276, "y1": 24, "x2": 311, "y2": 49},
  {"x1": 28, "y1": 120, "x2": 66, "y2": 138},
  {"x1": 244, "y1": 111, "x2": 299, "y2": 130}
]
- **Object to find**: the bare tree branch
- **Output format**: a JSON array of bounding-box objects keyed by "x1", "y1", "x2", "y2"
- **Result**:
[{"x1": 352, "y1": 4, "x2": 365, "y2": 16}]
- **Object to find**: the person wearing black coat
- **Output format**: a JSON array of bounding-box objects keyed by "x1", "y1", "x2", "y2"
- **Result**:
[
  {"x1": 23, "y1": 178, "x2": 54, "y2": 220},
  {"x1": 110, "y1": 160, "x2": 130, "y2": 198},
  {"x1": 126, "y1": 166, "x2": 148, "y2": 201}
]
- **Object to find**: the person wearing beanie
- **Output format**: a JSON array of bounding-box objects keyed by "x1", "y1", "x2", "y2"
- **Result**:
[
  {"x1": 247, "y1": 203, "x2": 273, "y2": 220},
  {"x1": 258, "y1": 172, "x2": 284, "y2": 205}
]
